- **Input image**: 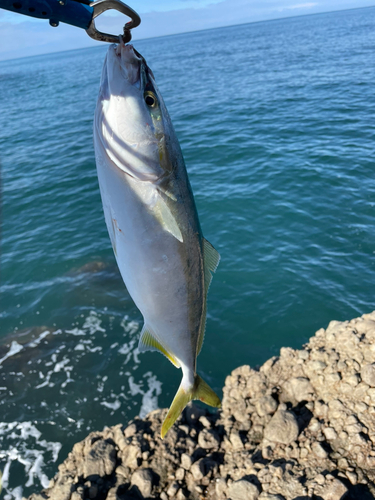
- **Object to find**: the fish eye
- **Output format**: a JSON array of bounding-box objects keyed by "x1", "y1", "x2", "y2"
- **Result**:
[{"x1": 144, "y1": 92, "x2": 157, "y2": 107}]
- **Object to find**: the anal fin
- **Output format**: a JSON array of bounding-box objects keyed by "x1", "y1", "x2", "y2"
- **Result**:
[{"x1": 139, "y1": 325, "x2": 180, "y2": 368}]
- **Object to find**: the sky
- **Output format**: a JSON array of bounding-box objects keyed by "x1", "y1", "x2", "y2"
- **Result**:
[{"x1": 0, "y1": 0, "x2": 374, "y2": 61}]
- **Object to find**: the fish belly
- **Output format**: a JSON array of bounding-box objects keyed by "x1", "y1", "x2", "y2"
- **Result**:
[{"x1": 95, "y1": 148, "x2": 201, "y2": 369}]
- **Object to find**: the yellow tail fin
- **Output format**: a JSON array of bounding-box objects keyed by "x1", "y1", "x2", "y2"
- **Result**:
[{"x1": 161, "y1": 374, "x2": 221, "y2": 438}]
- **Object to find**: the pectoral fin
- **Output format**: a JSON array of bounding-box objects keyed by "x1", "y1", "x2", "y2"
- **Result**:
[
  {"x1": 138, "y1": 325, "x2": 180, "y2": 368},
  {"x1": 155, "y1": 197, "x2": 183, "y2": 242}
]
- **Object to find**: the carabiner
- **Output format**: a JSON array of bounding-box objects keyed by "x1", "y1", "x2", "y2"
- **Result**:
[{"x1": 86, "y1": 0, "x2": 141, "y2": 44}]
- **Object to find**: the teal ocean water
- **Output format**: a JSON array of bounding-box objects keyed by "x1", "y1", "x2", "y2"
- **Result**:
[{"x1": 1, "y1": 6, "x2": 375, "y2": 497}]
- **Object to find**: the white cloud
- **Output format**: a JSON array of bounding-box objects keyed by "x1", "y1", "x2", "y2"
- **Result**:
[
  {"x1": 0, "y1": 19, "x2": 98, "y2": 60},
  {"x1": 137, "y1": 0, "x2": 223, "y2": 13},
  {"x1": 277, "y1": 2, "x2": 318, "y2": 11}
]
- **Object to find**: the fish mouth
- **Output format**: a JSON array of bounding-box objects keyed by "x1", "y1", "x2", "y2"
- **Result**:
[
  {"x1": 131, "y1": 46, "x2": 156, "y2": 93},
  {"x1": 113, "y1": 42, "x2": 156, "y2": 93}
]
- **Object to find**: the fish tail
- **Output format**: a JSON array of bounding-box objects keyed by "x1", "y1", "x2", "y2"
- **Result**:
[{"x1": 161, "y1": 374, "x2": 221, "y2": 439}]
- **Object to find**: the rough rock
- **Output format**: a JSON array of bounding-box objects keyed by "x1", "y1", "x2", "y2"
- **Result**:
[
  {"x1": 131, "y1": 468, "x2": 154, "y2": 498},
  {"x1": 227, "y1": 479, "x2": 260, "y2": 500},
  {"x1": 81, "y1": 438, "x2": 117, "y2": 477},
  {"x1": 263, "y1": 408, "x2": 299, "y2": 444},
  {"x1": 258, "y1": 495, "x2": 285, "y2": 500},
  {"x1": 361, "y1": 363, "x2": 375, "y2": 387},
  {"x1": 28, "y1": 311, "x2": 375, "y2": 500},
  {"x1": 321, "y1": 478, "x2": 348, "y2": 500}
]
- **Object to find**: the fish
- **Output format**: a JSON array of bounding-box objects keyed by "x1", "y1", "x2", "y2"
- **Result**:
[{"x1": 93, "y1": 40, "x2": 221, "y2": 437}]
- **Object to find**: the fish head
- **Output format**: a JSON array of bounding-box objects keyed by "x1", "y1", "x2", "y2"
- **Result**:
[
  {"x1": 96, "y1": 42, "x2": 174, "y2": 182},
  {"x1": 134, "y1": 46, "x2": 177, "y2": 178}
]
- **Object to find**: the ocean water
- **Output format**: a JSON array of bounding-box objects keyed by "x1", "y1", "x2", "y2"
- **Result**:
[{"x1": 1, "y1": 6, "x2": 375, "y2": 497}]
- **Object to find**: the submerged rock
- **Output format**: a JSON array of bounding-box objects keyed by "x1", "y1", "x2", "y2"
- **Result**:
[{"x1": 28, "y1": 311, "x2": 375, "y2": 500}]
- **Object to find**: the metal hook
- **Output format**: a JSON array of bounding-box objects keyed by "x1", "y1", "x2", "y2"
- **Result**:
[{"x1": 86, "y1": 0, "x2": 141, "y2": 44}]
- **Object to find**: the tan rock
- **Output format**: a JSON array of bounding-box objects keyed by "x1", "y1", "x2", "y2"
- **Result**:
[
  {"x1": 167, "y1": 481, "x2": 179, "y2": 498},
  {"x1": 281, "y1": 377, "x2": 314, "y2": 403},
  {"x1": 264, "y1": 410, "x2": 299, "y2": 445},
  {"x1": 256, "y1": 396, "x2": 278, "y2": 416},
  {"x1": 122, "y1": 443, "x2": 141, "y2": 469},
  {"x1": 321, "y1": 478, "x2": 348, "y2": 500},
  {"x1": 361, "y1": 363, "x2": 375, "y2": 387},
  {"x1": 131, "y1": 468, "x2": 154, "y2": 498},
  {"x1": 180, "y1": 453, "x2": 192, "y2": 471},
  {"x1": 82, "y1": 439, "x2": 117, "y2": 477},
  {"x1": 311, "y1": 442, "x2": 328, "y2": 459},
  {"x1": 191, "y1": 459, "x2": 204, "y2": 481},
  {"x1": 227, "y1": 479, "x2": 259, "y2": 500},
  {"x1": 198, "y1": 428, "x2": 220, "y2": 450},
  {"x1": 215, "y1": 478, "x2": 227, "y2": 499}
]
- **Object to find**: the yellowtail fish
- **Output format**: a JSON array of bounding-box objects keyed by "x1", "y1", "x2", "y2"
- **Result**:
[{"x1": 93, "y1": 41, "x2": 221, "y2": 437}]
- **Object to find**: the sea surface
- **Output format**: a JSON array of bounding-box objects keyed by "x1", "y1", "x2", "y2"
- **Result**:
[{"x1": 1, "y1": 6, "x2": 375, "y2": 498}]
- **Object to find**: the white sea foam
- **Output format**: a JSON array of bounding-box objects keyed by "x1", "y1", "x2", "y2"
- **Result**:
[
  {"x1": 83, "y1": 311, "x2": 106, "y2": 335},
  {"x1": 4, "y1": 485, "x2": 23, "y2": 500},
  {"x1": 65, "y1": 327, "x2": 85, "y2": 336},
  {"x1": 118, "y1": 338, "x2": 136, "y2": 357},
  {"x1": 120, "y1": 316, "x2": 139, "y2": 335},
  {"x1": 86, "y1": 346, "x2": 102, "y2": 353},
  {"x1": 100, "y1": 400, "x2": 121, "y2": 411},
  {"x1": 35, "y1": 356, "x2": 72, "y2": 389},
  {"x1": 27, "y1": 330, "x2": 50, "y2": 348},
  {"x1": 97, "y1": 375, "x2": 108, "y2": 393},
  {"x1": 0, "y1": 341, "x2": 23, "y2": 366},
  {"x1": 0, "y1": 310, "x2": 161, "y2": 497},
  {"x1": 0, "y1": 421, "x2": 61, "y2": 499},
  {"x1": 128, "y1": 371, "x2": 162, "y2": 418}
]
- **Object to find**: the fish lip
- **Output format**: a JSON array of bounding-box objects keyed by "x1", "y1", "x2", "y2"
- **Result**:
[
  {"x1": 131, "y1": 46, "x2": 156, "y2": 93},
  {"x1": 112, "y1": 43, "x2": 148, "y2": 90}
]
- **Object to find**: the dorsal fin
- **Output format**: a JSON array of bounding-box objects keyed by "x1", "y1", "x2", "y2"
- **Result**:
[
  {"x1": 197, "y1": 238, "x2": 220, "y2": 356},
  {"x1": 138, "y1": 324, "x2": 180, "y2": 368}
]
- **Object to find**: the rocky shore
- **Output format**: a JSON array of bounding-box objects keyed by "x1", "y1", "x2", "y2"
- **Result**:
[{"x1": 28, "y1": 312, "x2": 375, "y2": 500}]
